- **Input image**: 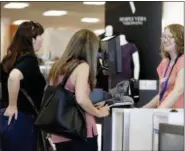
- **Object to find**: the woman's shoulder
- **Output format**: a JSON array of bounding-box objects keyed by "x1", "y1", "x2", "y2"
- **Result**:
[
  {"x1": 70, "y1": 62, "x2": 89, "y2": 76},
  {"x1": 55, "y1": 62, "x2": 89, "y2": 83},
  {"x1": 77, "y1": 62, "x2": 89, "y2": 70},
  {"x1": 161, "y1": 57, "x2": 169, "y2": 64},
  {"x1": 178, "y1": 54, "x2": 184, "y2": 62},
  {"x1": 158, "y1": 57, "x2": 169, "y2": 68},
  {"x1": 176, "y1": 54, "x2": 184, "y2": 69},
  {"x1": 17, "y1": 53, "x2": 36, "y2": 60},
  {"x1": 16, "y1": 53, "x2": 37, "y2": 64}
]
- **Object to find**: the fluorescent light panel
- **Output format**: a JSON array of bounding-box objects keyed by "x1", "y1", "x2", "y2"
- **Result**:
[
  {"x1": 13, "y1": 20, "x2": 30, "y2": 25},
  {"x1": 4, "y1": 2, "x2": 29, "y2": 9},
  {"x1": 43, "y1": 10, "x2": 68, "y2": 16},
  {"x1": 81, "y1": 17, "x2": 100, "y2": 23},
  {"x1": 83, "y1": 2, "x2": 106, "y2": 5}
]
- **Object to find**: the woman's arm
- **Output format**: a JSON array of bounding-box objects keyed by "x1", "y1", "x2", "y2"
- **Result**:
[
  {"x1": 158, "y1": 68, "x2": 184, "y2": 108},
  {"x1": 142, "y1": 94, "x2": 159, "y2": 108},
  {"x1": 75, "y1": 63, "x2": 108, "y2": 118},
  {"x1": 142, "y1": 82, "x2": 160, "y2": 108},
  {"x1": 8, "y1": 69, "x2": 23, "y2": 106},
  {"x1": 4, "y1": 69, "x2": 23, "y2": 124}
]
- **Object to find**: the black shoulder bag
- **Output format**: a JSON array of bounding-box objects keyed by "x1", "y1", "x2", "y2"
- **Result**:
[{"x1": 35, "y1": 61, "x2": 87, "y2": 140}]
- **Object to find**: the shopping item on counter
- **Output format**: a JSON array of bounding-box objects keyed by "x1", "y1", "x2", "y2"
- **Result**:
[
  {"x1": 105, "y1": 96, "x2": 134, "y2": 108},
  {"x1": 109, "y1": 80, "x2": 130, "y2": 97},
  {"x1": 90, "y1": 88, "x2": 112, "y2": 104},
  {"x1": 90, "y1": 80, "x2": 135, "y2": 108}
]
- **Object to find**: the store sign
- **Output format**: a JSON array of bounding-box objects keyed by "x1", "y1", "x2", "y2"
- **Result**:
[
  {"x1": 119, "y1": 2, "x2": 147, "y2": 26},
  {"x1": 119, "y1": 16, "x2": 147, "y2": 26},
  {"x1": 129, "y1": 2, "x2": 136, "y2": 14},
  {"x1": 105, "y1": 2, "x2": 162, "y2": 79}
]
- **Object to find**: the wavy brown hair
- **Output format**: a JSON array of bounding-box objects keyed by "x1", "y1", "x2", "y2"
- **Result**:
[
  {"x1": 2, "y1": 21, "x2": 44, "y2": 73},
  {"x1": 49, "y1": 29, "x2": 99, "y2": 89},
  {"x1": 161, "y1": 24, "x2": 184, "y2": 58}
]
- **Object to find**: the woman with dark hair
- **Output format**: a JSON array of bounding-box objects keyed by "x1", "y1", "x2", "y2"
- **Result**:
[
  {"x1": 49, "y1": 29, "x2": 110, "y2": 151},
  {"x1": 143, "y1": 24, "x2": 184, "y2": 108},
  {"x1": 1, "y1": 21, "x2": 46, "y2": 151}
]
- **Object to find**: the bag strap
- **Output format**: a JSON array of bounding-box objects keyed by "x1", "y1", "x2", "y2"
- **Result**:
[
  {"x1": 20, "y1": 88, "x2": 39, "y2": 115},
  {"x1": 159, "y1": 55, "x2": 180, "y2": 101},
  {"x1": 15, "y1": 60, "x2": 82, "y2": 115},
  {"x1": 60, "y1": 60, "x2": 83, "y2": 87}
]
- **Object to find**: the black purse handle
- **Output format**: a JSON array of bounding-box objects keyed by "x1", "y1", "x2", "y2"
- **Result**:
[
  {"x1": 20, "y1": 88, "x2": 39, "y2": 115},
  {"x1": 60, "y1": 60, "x2": 83, "y2": 88},
  {"x1": 21, "y1": 60, "x2": 83, "y2": 115}
]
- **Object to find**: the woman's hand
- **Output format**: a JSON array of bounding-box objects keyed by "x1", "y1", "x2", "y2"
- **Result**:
[
  {"x1": 4, "y1": 105, "x2": 18, "y2": 125},
  {"x1": 95, "y1": 101, "x2": 105, "y2": 109},
  {"x1": 97, "y1": 104, "x2": 110, "y2": 118}
]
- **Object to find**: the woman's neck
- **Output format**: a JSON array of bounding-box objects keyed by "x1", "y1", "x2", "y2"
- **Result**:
[{"x1": 169, "y1": 51, "x2": 177, "y2": 61}]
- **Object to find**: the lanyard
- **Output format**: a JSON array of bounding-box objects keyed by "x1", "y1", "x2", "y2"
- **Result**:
[{"x1": 159, "y1": 56, "x2": 179, "y2": 101}]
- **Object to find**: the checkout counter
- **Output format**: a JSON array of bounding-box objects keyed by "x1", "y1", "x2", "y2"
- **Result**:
[
  {"x1": 38, "y1": 62, "x2": 184, "y2": 151},
  {"x1": 158, "y1": 123, "x2": 184, "y2": 151},
  {"x1": 98, "y1": 108, "x2": 184, "y2": 151}
]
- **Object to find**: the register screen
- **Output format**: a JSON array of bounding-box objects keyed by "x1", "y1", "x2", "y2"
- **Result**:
[
  {"x1": 160, "y1": 133, "x2": 184, "y2": 151},
  {"x1": 159, "y1": 123, "x2": 184, "y2": 151}
]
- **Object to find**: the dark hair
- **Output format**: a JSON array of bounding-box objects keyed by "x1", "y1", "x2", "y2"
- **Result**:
[
  {"x1": 161, "y1": 24, "x2": 184, "y2": 58},
  {"x1": 49, "y1": 29, "x2": 99, "y2": 89},
  {"x1": 2, "y1": 21, "x2": 44, "y2": 73}
]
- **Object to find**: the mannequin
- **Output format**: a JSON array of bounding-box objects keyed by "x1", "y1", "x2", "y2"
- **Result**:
[
  {"x1": 100, "y1": 25, "x2": 140, "y2": 88},
  {"x1": 120, "y1": 34, "x2": 140, "y2": 80},
  {"x1": 101, "y1": 25, "x2": 115, "y2": 41},
  {"x1": 100, "y1": 25, "x2": 117, "y2": 89}
]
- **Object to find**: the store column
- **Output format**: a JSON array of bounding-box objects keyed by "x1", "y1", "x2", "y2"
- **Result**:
[
  {"x1": 1, "y1": 17, "x2": 10, "y2": 61},
  {"x1": 162, "y1": 2, "x2": 184, "y2": 30}
]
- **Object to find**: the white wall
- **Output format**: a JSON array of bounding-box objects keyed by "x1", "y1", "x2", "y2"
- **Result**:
[
  {"x1": 1, "y1": 18, "x2": 10, "y2": 60},
  {"x1": 39, "y1": 28, "x2": 78, "y2": 60},
  {"x1": 162, "y1": 2, "x2": 184, "y2": 31}
]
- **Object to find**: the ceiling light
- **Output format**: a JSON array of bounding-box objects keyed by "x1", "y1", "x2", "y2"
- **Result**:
[
  {"x1": 4, "y1": 2, "x2": 29, "y2": 9},
  {"x1": 13, "y1": 20, "x2": 30, "y2": 25},
  {"x1": 81, "y1": 18, "x2": 100, "y2": 23},
  {"x1": 94, "y1": 29, "x2": 105, "y2": 35},
  {"x1": 83, "y1": 2, "x2": 106, "y2": 5},
  {"x1": 43, "y1": 10, "x2": 68, "y2": 16}
]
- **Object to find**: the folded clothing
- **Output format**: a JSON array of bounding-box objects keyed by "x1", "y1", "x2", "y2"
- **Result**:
[
  {"x1": 90, "y1": 88, "x2": 112, "y2": 104},
  {"x1": 104, "y1": 96, "x2": 134, "y2": 108}
]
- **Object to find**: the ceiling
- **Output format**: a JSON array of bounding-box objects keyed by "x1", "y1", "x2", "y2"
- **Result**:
[{"x1": 1, "y1": 2, "x2": 105, "y2": 31}]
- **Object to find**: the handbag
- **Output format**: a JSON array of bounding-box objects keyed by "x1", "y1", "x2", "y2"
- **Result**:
[{"x1": 35, "y1": 61, "x2": 87, "y2": 140}]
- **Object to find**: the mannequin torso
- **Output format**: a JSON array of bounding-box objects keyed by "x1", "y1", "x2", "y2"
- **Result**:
[
  {"x1": 120, "y1": 34, "x2": 140, "y2": 80},
  {"x1": 102, "y1": 36, "x2": 115, "y2": 41},
  {"x1": 120, "y1": 34, "x2": 128, "y2": 45},
  {"x1": 100, "y1": 26, "x2": 140, "y2": 88},
  {"x1": 101, "y1": 25, "x2": 115, "y2": 41}
]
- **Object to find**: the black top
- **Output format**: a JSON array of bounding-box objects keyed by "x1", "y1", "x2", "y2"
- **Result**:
[{"x1": 1, "y1": 54, "x2": 46, "y2": 114}]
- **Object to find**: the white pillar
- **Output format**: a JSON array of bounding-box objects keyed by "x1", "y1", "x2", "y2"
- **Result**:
[
  {"x1": 162, "y1": 2, "x2": 184, "y2": 31},
  {"x1": 39, "y1": 27, "x2": 78, "y2": 60},
  {"x1": 1, "y1": 17, "x2": 10, "y2": 60}
]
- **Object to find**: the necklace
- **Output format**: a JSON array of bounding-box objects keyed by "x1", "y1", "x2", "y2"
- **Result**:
[{"x1": 170, "y1": 60, "x2": 175, "y2": 66}]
